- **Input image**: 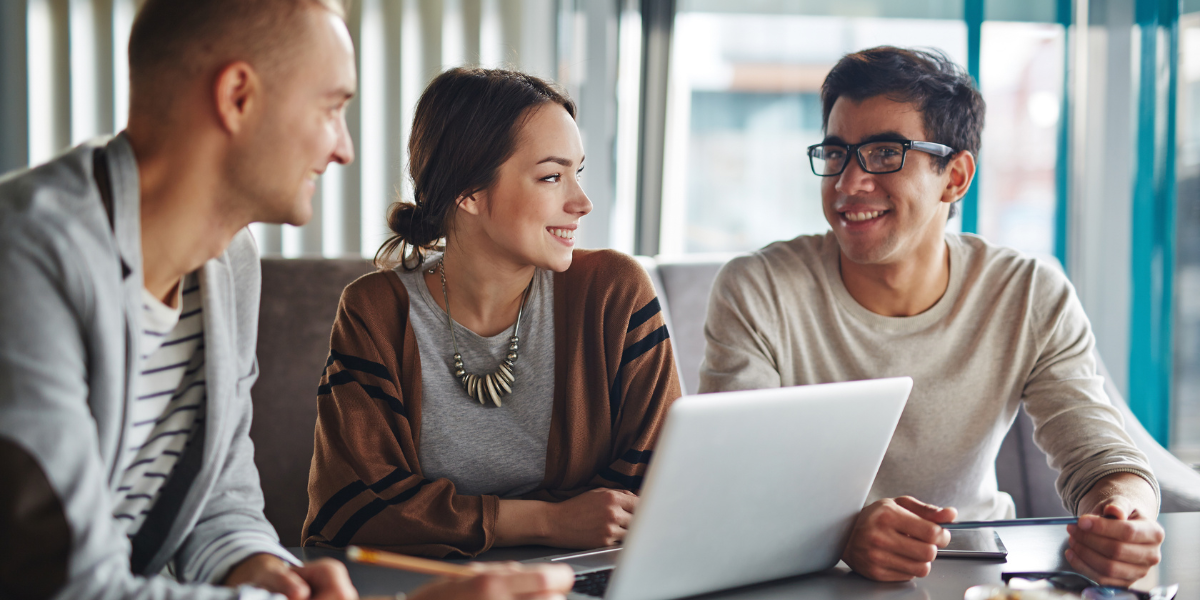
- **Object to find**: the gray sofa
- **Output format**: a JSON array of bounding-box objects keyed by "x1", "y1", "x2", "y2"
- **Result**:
[{"x1": 251, "y1": 256, "x2": 1200, "y2": 545}]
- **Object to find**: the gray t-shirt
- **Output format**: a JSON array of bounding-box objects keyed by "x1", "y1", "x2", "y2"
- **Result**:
[{"x1": 395, "y1": 255, "x2": 554, "y2": 497}]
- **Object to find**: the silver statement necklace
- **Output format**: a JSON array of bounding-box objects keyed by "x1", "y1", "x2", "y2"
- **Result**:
[{"x1": 431, "y1": 260, "x2": 532, "y2": 407}]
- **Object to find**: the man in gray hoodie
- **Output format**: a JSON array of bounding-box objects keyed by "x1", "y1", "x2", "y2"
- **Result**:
[{"x1": 0, "y1": 1, "x2": 572, "y2": 599}]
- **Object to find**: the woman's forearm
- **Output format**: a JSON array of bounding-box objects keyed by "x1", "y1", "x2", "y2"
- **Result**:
[{"x1": 495, "y1": 499, "x2": 555, "y2": 546}]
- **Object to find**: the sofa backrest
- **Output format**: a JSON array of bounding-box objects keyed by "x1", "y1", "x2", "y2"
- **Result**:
[
  {"x1": 252, "y1": 258, "x2": 376, "y2": 544},
  {"x1": 652, "y1": 256, "x2": 734, "y2": 395},
  {"x1": 251, "y1": 253, "x2": 1200, "y2": 542}
]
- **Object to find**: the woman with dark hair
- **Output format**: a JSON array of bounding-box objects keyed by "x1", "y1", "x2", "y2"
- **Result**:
[{"x1": 302, "y1": 67, "x2": 681, "y2": 557}]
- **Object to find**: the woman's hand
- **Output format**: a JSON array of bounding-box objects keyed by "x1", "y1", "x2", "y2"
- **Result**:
[
  {"x1": 544, "y1": 488, "x2": 638, "y2": 548},
  {"x1": 495, "y1": 489, "x2": 639, "y2": 549}
]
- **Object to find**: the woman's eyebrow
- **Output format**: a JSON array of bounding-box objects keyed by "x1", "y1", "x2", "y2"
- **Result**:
[{"x1": 536, "y1": 156, "x2": 574, "y2": 166}]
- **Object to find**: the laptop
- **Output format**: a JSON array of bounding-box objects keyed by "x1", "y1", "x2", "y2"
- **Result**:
[{"x1": 528, "y1": 377, "x2": 913, "y2": 600}]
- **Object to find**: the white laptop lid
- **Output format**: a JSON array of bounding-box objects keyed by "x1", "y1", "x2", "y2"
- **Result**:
[{"x1": 605, "y1": 377, "x2": 912, "y2": 600}]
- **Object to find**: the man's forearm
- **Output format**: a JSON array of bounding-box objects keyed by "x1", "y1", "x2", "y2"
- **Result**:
[{"x1": 1077, "y1": 472, "x2": 1158, "y2": 518}]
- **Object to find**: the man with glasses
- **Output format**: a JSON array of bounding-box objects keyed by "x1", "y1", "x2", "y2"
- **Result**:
[{"x1": 700, "y1": 46, "x2": 1164, "y2": 587}]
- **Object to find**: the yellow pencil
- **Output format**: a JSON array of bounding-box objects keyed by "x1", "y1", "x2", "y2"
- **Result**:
[{"x1": 346, "y1": 545, "x2": 478, "y2": 578}]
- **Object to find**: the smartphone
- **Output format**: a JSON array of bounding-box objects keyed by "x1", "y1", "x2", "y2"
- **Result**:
[{"x1": 937, "y1": 528, "x2": 1008, "y2": 560}]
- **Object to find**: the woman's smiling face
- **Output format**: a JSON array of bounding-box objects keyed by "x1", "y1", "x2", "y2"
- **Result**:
[{"x1": 458, "y1": 103, "x2": 592, "y2": 273}]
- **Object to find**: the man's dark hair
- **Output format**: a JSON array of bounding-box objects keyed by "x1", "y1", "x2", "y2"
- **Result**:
[{"x1": 821, "y1": 46, "x2": 985, "y2": 216}]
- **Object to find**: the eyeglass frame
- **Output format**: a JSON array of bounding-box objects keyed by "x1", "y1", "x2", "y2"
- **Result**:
[
  {"x1": 1001, "y1": 571, "x2": 1179, "y2": 600},
  {"x1": 805, "y1": 139, "x2": 956, "y2": 177}
]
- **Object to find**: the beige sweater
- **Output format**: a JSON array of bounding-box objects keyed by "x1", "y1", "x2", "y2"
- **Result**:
[{"x1": 700, "y1": 232, "x2": 1157, "y2": 519}]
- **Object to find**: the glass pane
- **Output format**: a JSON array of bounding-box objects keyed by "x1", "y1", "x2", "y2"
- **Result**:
[
  {"x1": 976, "y1": 21, "x2": 1065, "y2": 257},
  {"x1": 984, "y1": 0, "x2": 1057, "y2": 24},
  {"x1": 661, "y1": 5, "x2": 966, "y2": 254},
  {"x1": 1171, "y1": 13, "x2": 1200, "y2": 466},
  {"x1": 678, "y1": 0, "x2": 963, "y2": 20}
]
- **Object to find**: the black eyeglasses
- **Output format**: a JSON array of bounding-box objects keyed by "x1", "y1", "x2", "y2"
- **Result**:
[
  {"x1": 806, "y1": 139, "x2": 954, "y2": 177},
  {"x1": 1002, "y1": 571, "x2": 1178, "y2": 600}
]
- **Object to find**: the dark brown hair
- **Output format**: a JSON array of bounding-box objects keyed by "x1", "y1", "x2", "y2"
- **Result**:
[
  {"x1": 128, "y1": 0, "x2": 346, "y2": 115},
  {"x1": 821, "y1": 46, "x2": 985, "y2": 216},
  {"x1": 376, "y1": 67, "x2": 576, "y2": 270}
]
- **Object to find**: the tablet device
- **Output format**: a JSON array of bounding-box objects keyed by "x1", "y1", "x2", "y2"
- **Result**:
[{"x1": 937, "y1": 529, "x2": 1008, "y2": 560}]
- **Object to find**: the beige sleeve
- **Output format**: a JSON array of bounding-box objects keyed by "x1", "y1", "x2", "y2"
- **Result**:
[
  {"x1": 698, "y1": 254, "x2": 785, "y2": 394},
  {"x1": 1020, "y1": 265, "x2": 1159, "y2": 514}
]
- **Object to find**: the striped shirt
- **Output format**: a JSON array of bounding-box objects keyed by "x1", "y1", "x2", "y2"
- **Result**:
[{"x1": 112, "y1": 274, "x2": 205, "y2": 537}]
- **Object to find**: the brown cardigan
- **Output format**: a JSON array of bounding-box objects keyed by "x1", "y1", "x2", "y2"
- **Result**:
[{"x1": 302, "y1": 249, "x2": 682, "y2": 557}]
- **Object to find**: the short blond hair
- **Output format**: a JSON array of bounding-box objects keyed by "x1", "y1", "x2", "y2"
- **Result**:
[{"x1": 128, "y1": 0, "x2": 347, "y2": 114}]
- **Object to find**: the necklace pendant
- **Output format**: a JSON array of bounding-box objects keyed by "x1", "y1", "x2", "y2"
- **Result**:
[
  {"x1": 457, "y1": 371, "x2": 508, "y2": 407},
  {"x1": 484, "y1": 374, "x2": 502, "y2": 407},
  {"x1": 439, "y1": 259, "x2": 530, "y2": 408}
]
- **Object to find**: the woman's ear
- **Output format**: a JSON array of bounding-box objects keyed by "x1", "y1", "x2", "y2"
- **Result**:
[{"x1": 456, "y1": 189, "x2": 487, "y2": 216}]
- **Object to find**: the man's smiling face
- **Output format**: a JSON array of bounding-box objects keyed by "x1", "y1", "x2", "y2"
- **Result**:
[{"x1": 821, "y1": 95, "x2": 958, "y2": 266}]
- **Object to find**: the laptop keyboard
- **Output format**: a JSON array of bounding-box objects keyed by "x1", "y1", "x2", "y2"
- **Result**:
[{"x1": 572, "y1": 569, "x2": 614, "y2": 597}]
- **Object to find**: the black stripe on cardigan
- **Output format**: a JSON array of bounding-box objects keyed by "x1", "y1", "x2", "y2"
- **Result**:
[
  {"x1": 597, "y1": 467, "x2": 644, "y2": 492},
  {"x1": 607, "y1": 325, "x2": 670, "y2": 428},
  {"x1": 327, "y1": 349, "x2": 392, "y2": 380},
  {"x1": 318, "y1": 370, "x2": 406, "y2": 416},
  {"x1": 620, "y1": 325, "x2": 669, "y2": 367},
  {"x1": 329, "y1": 479, "x2": 431, "y2": 548},
  {"x1": 308, "y1": 466, "x2": 419, "y2": 538},
  {"x1": 308, "y1": 481, "x2": 368, "y2": 537},
  {"x1": 627, "y1": 298, "x2": 661, "y2": 333},
  {"x1": 619, "y1": 448, "x2": 653, "y2": 465}
]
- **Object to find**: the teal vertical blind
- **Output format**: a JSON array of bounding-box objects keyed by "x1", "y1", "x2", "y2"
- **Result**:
[
  {"x1": 1054, "y1": 0, "x2": 1072, "y2": 273},
  {"x1": 962, "y1": 0, "x2": 984, "y2": 234},
  {"x1": 1128, "y1": 0, "x2": 1180, "y2": 444}
]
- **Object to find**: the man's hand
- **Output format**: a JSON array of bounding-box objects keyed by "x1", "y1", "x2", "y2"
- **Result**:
[
  {"x1": 840, "y1": 496, "x2": 957, "y2": 582},
  {"x1": 1067, "y1": 473, "x2": 1164, "y2": 587},
  {"x1": 223, "y1": 553, "x2": 356, "y2": 600},
  {"x1": 405, "y1": 563, "x2": 575, "y2": 600}
]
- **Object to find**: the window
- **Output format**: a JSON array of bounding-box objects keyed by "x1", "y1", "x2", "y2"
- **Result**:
[
  {"x1": 658, "y1": 1, "x2": 1067, "y2": 259},
  {"x1": 977, "y1": 21, "x2": 1064, "y2": 257},
  {"x1": 660, "y1": 2, "x2": 966, "y2": 254},
  {"x1": 1172, "y1": 11, "x2": 1200, "y2": 465}
]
